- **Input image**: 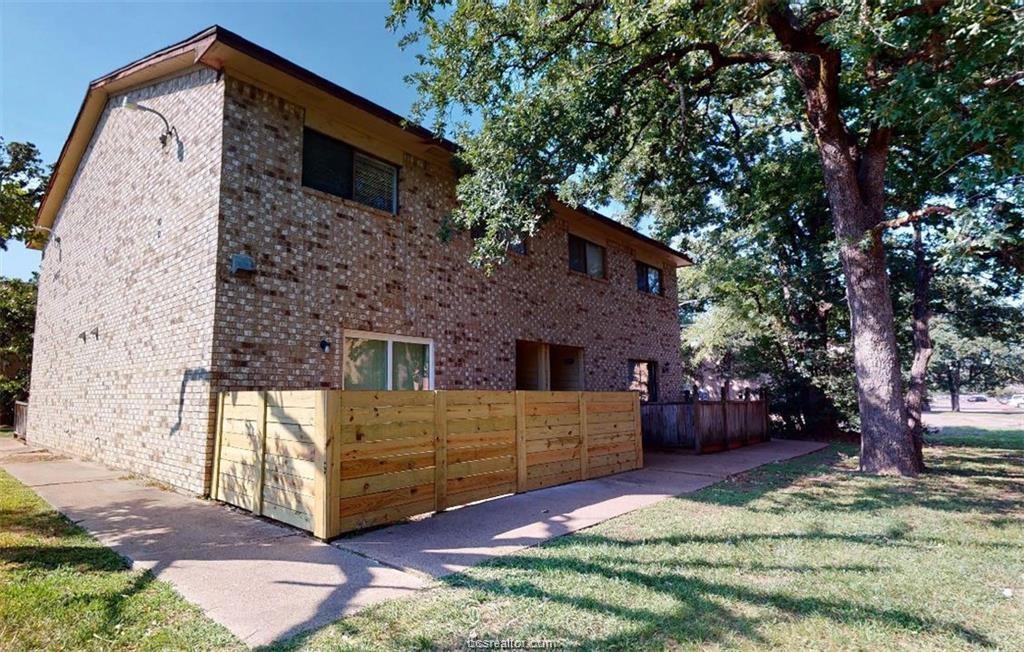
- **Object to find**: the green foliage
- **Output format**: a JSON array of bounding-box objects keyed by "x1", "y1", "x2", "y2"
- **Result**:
[
  {"x1": 0, "y1": 276, "x2": 37, "y2": 414},
  {"x1": 389, "y1": 0, "x2": 1023, "y2": 266},
  {"x1": 678, "y1": 139, "x2": 858, "y2": 432},
  {"x1": 931, "y1": 317, "x2": 1024, "y2": 393},
  {"x1": 0, "y1": 138, "x2": 49, "y2": 250}
]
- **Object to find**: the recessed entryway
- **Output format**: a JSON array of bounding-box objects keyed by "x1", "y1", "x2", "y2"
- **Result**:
[{"x1": 516, "y1": 340, "x2": 583, "y2": 391}]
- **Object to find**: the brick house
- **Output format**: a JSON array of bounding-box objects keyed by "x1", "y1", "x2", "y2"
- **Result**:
[{"x1": 27, "y1": 26, "x2": 690, "y2": 495}]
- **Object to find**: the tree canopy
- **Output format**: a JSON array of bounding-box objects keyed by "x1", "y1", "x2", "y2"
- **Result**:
[
  {"x1": 0, "y1": 138, "x2": 49, "y2": 250},
  {"x1": 389, "y1": 0, "x2": 1023, "y2": 475}
]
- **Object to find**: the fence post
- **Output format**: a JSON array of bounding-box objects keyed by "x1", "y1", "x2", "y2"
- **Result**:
[
  {"x1": 633, "y1": 392, "x2": 644, "y2": 469},
  {"x1": 762, "y1": 389, "x2": 770, "y2": 442},
  {"x1": 579, "y1": 392, "x2": 589, "y2": 480},
  {"x1": 693, "y1": 394, "x2": 702, "y2": 453},
  {"x1": 434, "y1": 391, "x2": 448, "y2": 511},
  {"x1": 210, "y1": 392, "x2": 225, "y2": 500},
  {"x1": 253, "y1": 391, "x2": 269, "y2": 516},
  {"x1": 312, "y1": 390, "x2": 340, "y2": 540},
  {"x1": 721, "y1": 385, "x2": 729, "y2": 449},
  {"x1": 515, "y1": 391, "x2": 527, "y2": 492}
]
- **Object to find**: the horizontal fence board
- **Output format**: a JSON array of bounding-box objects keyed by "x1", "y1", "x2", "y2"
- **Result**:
[
  {"x1": 343, "y1": 405, "x2": 436, "y2": 426},
  {"x1": 445, "y1": 391, "x2": 516, "y2": 406},
  {"x1": 447, "y1": 444, "x2": 516, "y2": 466},
  {"x1": 339, "y1": 483, "x2": 433, "y2": 516},
  {"x1": 586, "y1": 401, "x2": 634, "y2": 414},
  {"x1": 446, "y1": 429, "x2": 516, "y2": 449},
  {"x1": 262, "y1": 485, "x2": 316, "y2": 513},
  {"x1": 340, "y1": 419, "x2": 435, "y2": 443},
  {"x1": 527, "y1": 446, "x2": 581, "y2": 466},
  {"x1": 446, "y1": 403, "x2": 516, "y2": 419},
  {"x1": 524, "y1": 412, "x2": 581, "y2": 428},
  {"x1": 523, "y1": 391, "x2": 583, "y2": 403},
  {"x1": 447, "y1": 481, "x2": 516, "y2": 508},
  {"x1": 342, "y1": 391, "x2": 436, "y2": 407},
  {"x1": 342, "y1": 451, "x2": 435, "y2": 479},
  {"x1": 526, "y1": 435, "x2": 580, "y2": 454},
  {"x1": 341, "y1": 434, "x2": 436, "y2": 461},
  {"x1": 216, "y1": 389, "x2": 642, "y2": 538},
  {"x1": 262, "y1": 500, "x2": 313, "y2": 530},
  {"x1": 525, "y1": 424, "x2": 580, "y2": 440},
  {"x1": 588, "y1": 438, "x2": 636, "y2": 457},
  {"x1": 446, "y1": 468, "x2": 517, "y2": 494},
  {"x1": 264, "y1": 420, "x2": 316, "y2": 443},
  {"x1": 265, "y1": 390, "x2": 318, "y2": 409},
  {"x1": 266, "y1": 406, "x2": 315, "y2": 427},
  {"x1": 447, "y1": 415, "x2": 516, "y2": 434},
  {"x1": 448, "y1": 455, "x2": 515, "y2": 478},
  {"x1": 339, "y1": 497, "x2": 436, "y2": 533},
  {"x1": 522, "y1": 468, "x2": 580, "y2": 492},
  {"x1": 340, "y1": 467, "x2": 435, "y2": 498},
  {"x1": 528, "y1": 458, "x2": 582, "y2": 481}
]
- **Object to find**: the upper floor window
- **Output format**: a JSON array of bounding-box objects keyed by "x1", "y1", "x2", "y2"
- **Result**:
[
  {"x1": 301, "y1": 128, "x2": 398, "y2": 213},
  {"x1": 636, "y1": 261, "x2": 663, "y2": 295},
  {"x1": 568, "y1": 234, "x2": 605, "y2": 279}
]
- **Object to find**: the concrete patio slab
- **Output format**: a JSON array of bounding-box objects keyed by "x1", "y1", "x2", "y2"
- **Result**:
[
  {"x1": 1, "y1": 436, "x2": 826, "y2": 647},
  {"x1": 338, "y1": 439, "x2": 826, "y2": 577}
]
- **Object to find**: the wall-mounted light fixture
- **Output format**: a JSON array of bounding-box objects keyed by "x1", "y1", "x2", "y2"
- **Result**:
[
  {"x1": 121, "y1": 96, "x2": 178, "y2": 147},
  {"x1": 320, "y1": 339, "x2": 332, "y2": 354},
  {"x1": 230, "y1": 253, "x2": 255, "y2": 275},
  {"x1": 34, "y1": 225, "x2": 61, "y2": 261}
]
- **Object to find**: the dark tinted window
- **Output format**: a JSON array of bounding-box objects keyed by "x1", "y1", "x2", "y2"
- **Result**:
[
  {"x1": 302, "y1": 128, "x2": 353, "y2": 198},
  {"x1": 636, "y1": 261, "x2": 663, "y2": 295},
  {"x1": 568, "y1": 234, "x2": 605, "y2": 278},
  {"x1": 302, "y1": 128, "x2": 397, "y2": 213}
]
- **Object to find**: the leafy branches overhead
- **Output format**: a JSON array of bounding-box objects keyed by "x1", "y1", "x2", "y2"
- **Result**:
[
  {"x1": 0, "y1": 138, "x2": 49, "y2": 250},
  {"x1": 390, "y1": 0, "x2": 1023, "y2": 262}
]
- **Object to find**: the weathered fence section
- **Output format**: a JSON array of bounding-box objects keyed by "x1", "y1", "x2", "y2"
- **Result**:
[
  {"x1": 212, "y1": 389, "x2": 642, "y2": 539},
  {"x1": 13, "y1": 401, "x2": 28, "y2": 438},
  {"x1": 641, "y1": 398, "x2": 769, "y2": 453}
]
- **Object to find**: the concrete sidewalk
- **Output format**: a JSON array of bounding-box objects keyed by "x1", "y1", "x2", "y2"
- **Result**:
[
  {"x1": 340, "y1": 440, "x2": 827, "y2": 577},
  {"x1": 1, "y1": 437, "x2": 825, "y2": 647}
]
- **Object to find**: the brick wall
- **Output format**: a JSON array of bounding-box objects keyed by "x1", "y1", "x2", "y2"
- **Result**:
[
  {"x1": 213, "y1": 77, "x2": 684, "y2": 399},
  {"x1": 27, "y1": 67, "x2": 225, "y2": 494}
]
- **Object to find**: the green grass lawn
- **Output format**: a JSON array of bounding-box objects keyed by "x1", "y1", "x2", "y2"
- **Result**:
[
  {"x1": 0, "y1": 463, "x2": 242, "y2": 650},
  {"x1": 2, "y1": 431, "x2": 1021, "y2": 651},
  {"x1": 276, "y1": 440, "x2": 1023, "y2": 651}
]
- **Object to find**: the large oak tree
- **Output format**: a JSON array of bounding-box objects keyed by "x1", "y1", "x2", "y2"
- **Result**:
[{"x1": 389, "y1": 0, "x2": 1023, "y2": 475}]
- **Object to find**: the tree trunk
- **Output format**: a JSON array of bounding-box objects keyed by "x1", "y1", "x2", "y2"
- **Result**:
[
  {"x1": 905, "y1": 221, "x2": 932, "y2": 470},
  {"x1": 768, "y1": 15, "x2": 918, "y2": 475},
  {"x1": 948, "y1": 365, "x2": 961, "y2": 412},
  {"x1": 813, "y1": 137, "x2": 919, "y2": 475}
]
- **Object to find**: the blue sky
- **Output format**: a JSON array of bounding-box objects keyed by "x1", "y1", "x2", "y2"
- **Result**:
[{"x1": 1, "y1": 1, "x2": 431, "y2": 280}]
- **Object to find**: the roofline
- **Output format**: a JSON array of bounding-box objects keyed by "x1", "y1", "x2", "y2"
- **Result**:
[{"x1": 34, "y1": 25, "x2": 692, "y2": 266}]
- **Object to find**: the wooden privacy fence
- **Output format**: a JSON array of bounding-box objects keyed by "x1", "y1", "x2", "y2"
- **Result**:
[
  {"x1": 13, "y1": 401, "x2": 28, "y2": 438},
  {"x1": 641, "y1": 399, "x2": 768, "y2": 453},
  {"x1": 211, "y1": 389, "x2": 642, "y2": 539}
]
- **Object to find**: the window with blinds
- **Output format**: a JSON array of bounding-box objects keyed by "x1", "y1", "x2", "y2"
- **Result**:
[
  {"x1": 301, "y1": 128, "x2": 398, "y2": 213},
  {"x1": 568, "y1": 234, "x2": 606, "y2": 279},
  {"x1": 636, "y1": 261, "x2": 664, "y2": 295}
]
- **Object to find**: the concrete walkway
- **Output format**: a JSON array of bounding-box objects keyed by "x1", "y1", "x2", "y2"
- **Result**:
[{"x1": 1, "y1": 437, "x2": 825, "y2": 647}]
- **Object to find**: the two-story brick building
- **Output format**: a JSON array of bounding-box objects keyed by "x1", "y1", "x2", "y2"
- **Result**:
[{"x1": 27, "y1": 26, "x2": 691, "y2": 495}]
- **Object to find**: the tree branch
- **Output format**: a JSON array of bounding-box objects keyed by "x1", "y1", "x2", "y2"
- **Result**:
[{"x1": 873, "y1": 205, "x2": 953, "y2": 232}]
